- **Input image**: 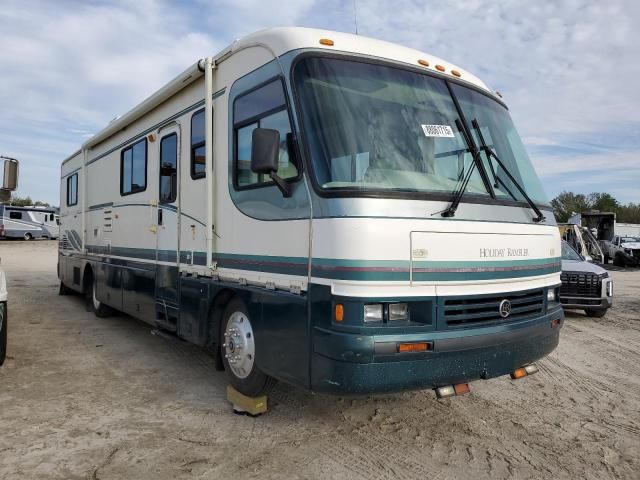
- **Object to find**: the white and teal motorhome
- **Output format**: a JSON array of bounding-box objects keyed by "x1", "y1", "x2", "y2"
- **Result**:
[
  {"x1": 58, "y1": 28, "x2": 563, "y2": 397},
  {"x1": 0, "y1": 205, "x2": 59, "y2": 240}
]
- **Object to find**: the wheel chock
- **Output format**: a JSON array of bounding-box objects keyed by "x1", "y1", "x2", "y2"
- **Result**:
[{"x1": 226, "y1": 385, "x2": 268, "y2": 417}]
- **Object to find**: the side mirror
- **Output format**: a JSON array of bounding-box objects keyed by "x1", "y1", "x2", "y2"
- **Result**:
[
  {"x1": 2, "y1": 157, "x2": 19, "y2": 190},
  {"x1": 250, "y1": 128, "x2": 291, "y2": 197}
]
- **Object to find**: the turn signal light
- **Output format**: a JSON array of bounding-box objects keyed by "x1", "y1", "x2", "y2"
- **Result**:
[
  {"x1": 511, "y1": 367, "x2": 527, "y2": 379},
  {"x1": 335, "y1": 304, "x2": 344, "y2": 322},
  {"x1": 551, "y1": 318, "x2": 560, "y2": 329},
  {"x1": 398, "y1": 342, "x2": 430, "y2": 353},
  {"x1": 453, "y1": 383, "x2": 470, "y2": 395},
  {"x1": 319, "y1": 38, "x2": 334, "y2": 46}
]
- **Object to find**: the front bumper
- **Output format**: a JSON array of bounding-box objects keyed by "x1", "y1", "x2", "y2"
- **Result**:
[{"x1": 311, "y1": 306, "x2": 563, "y2": 394}]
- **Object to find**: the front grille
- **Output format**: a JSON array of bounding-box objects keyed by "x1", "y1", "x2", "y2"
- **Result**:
[
  {"x1": 443, "y1": 289, "x2": 545, "y2": 328},
  {"x1": 560, "y1": 272, "x2": 601, "y2": 297}
]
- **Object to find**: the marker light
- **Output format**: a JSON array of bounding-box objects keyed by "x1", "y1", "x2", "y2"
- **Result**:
[
  {"x1": 335, "y1": 304, "x2": 344, "y2": 322},
  {"x1": 551, "y1": 318, "x2": 560, "y2": 329},
  {"x1": 606, "y1": 281, "x2": 613, "y2": 297},
  {"x1": 496, "y1": 91, "x2": 503, "y2": 98},
  {"x1": 319, "y1": 38, "x2": 334, "y2": 46},
  {"x1": 435, "y1": 64, "x2": 445, "y2": 72},
  {"x1": 453, "y1": 383, "x2": 470, "y2": 395},
  {"x1": 451, "y1": 70, "x2": 461, "y2": 77},
  {"x1": 398, "y1": 342, "x2": 429, "y2": 353},
  {"x1": 435, "y1": 385, "x2": 455, "y2": 399},
  {"x1": 389, "y1": 303, "x2": 409, "y2": 321},
  {"x1": 547, "y1": 289, "x2": 556, "y2": 302},
  {"x1": 524, "y1": 364, "x2": 539, "y2": 375},
  {"x1": 511, "y1": 368, "x2": 527, "y2": 379},
  {"x1": 418, "y1": 59, "x2": 430, "y2": 67},
  {"x1": 364, "y1": 304, "x2": 383, "y2": 322}
]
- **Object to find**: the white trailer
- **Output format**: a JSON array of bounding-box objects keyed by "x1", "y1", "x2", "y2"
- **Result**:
[
  {"x1": 0, "y1": 205, "x2": 59, "y2": 240},
  {"x1": 59, "y1": 28, "x2": 563, "y2": 397}
]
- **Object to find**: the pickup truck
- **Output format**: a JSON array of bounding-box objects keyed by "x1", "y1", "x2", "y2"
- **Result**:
[{"x1": 602, "y1": 235, "x2": 640, "y2": 267}]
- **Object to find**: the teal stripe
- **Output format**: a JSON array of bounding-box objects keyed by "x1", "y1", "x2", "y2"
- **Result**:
[{"x1": 82, "y1": 246, "x2": 560, "y2": 281}]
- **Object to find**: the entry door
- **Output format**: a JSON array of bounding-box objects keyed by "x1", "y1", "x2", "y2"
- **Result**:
[{"x1": 156, "y1": 125, "x2": 180, "y2": 304}]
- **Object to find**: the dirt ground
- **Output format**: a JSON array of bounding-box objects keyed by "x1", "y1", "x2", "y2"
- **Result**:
[{"x1": 0, "y1": 240, "x2": 638, "y2": 480}]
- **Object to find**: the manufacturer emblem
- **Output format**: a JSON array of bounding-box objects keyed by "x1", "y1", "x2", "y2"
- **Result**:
[{"x1": 499, "y1": 299, "x2": 512, "y2": 318}]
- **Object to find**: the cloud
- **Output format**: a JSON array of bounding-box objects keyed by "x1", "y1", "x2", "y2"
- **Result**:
[{"x1": 0, "y1": 0, "x2": 638, "y2": 205}]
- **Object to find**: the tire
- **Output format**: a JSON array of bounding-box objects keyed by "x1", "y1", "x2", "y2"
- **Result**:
[
  {"x1": 23, "y1": 232, "x2": 32, "y2": 241},
  {"x1": 585, "y1": 309, "x2": 607, "y2": 318},
  {"x1": 220, "y1": 297, "x2": 276, "y2": 397},
  {"x1": 86, "y1": 275, "x2": 112, "y2": 318},
  {"x1": 0, "y1": 303, "x2": 7, "y2": 366},
  {"x1": 613, "y1": 254, "x2": 625, "y2": 267},
  {"x1": 59, "y1": 282, "x2": 69, "y2": 296}
]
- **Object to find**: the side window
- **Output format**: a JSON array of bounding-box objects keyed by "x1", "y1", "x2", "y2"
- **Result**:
[
  {"x1": 191, "y1": 110, "x2": 206, "y2": 179},
  {"x1": 66, "y1": 173, "x2": 78, "y2": 206},
  {"x1": 9, "y1": 211, "x2": 22, "y2": 220},
  {"x1": 49, "y1": 213, "x2": 54, "y2": 221},
  {"x1": 120, "y1": 138, "x2": 147, "y2": 195},
  {"x1": 159, "y1": 133, "x2": 178, "y2": 203},
  {"x1": 233, "y1": 79, "x2": 298, "y2": 189}
]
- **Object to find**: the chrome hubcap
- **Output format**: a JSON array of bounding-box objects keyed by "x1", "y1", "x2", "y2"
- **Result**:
[{"x1": 223, "y1": 311, "x2": 255, "y2": 379}]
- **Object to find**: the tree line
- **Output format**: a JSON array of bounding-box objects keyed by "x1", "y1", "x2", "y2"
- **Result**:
[
  {"x1": 6, "y1": 196, "x2": 51, "y2": 207},
  {"x1": 551, "y1": 192, "x2": 640, "y2": 224}
]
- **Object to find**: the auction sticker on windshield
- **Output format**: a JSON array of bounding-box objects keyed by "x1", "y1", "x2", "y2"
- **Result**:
[{"x1": 421, "y1": 124, "x2": 455, "y2": 138}]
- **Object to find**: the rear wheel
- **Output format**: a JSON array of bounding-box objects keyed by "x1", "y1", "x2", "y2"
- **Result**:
[
  {"x1": 0, "y1": 303, "x2": 7, "y2": 366},
  {"x1": 220, "y1": 298, "x2": 276, "y2": 397},
  {"x1": 23, "y1": 233, "x2": 32, "y2": 241},
  {"x1": 585, "y1": 309, "x2": 607, "y2": 318}
]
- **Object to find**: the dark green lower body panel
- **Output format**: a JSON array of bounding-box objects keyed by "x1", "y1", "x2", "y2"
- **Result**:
[{"x1": 311, "y1": 309, "x2": 563, "y2": 395}]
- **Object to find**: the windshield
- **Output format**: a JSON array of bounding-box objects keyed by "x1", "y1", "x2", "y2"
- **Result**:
[
  {"x1": 294, "y1": 56, "x2": 549, "y2": 205},
  {"x1": 561, "y1": 241, "x2": 583, "y2": 261}
]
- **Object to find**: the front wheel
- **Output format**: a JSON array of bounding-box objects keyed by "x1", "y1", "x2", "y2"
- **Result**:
[
  {"x1": 23, "y1": 233, "x2": 32, "y2": 241},
  {"x1": 220, "y1": 298, "x2": 276, "y2": 397},
  {"x1": 0, "y1": 303, "x2": 7, "y2": 366},
  {"x1": 585, "y1": 309, "x2": 607, "y2": 318}
]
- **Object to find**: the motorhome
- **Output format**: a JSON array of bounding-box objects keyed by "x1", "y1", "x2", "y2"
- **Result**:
[
  {"x1": 58, "y1": 28, "x2": 563, "y2": 397},
  {"x1": 0, "y1": 205, "x2": 59, "y2": 240}
]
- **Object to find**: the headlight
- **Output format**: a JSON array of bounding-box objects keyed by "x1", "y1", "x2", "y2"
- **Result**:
[
  {"x1": 606, "y1": 281, "x2": 613, "y2": 297},
  {"x1": 364, "y1": 304, "x2": 383, "y2": 322},
  {"x1": 547, "y1": 289, "x2": 557, "y2": 302},
  {"x1": 389, "y1": 303, "x2": 409, "y2": 321}
]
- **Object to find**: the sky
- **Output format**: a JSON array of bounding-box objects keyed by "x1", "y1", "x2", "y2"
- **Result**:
[{"x1": 1, "y1": 0, "x2": 639, "y2": 206}]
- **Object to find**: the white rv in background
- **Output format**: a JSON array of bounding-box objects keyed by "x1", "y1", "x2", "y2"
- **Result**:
[
  {"x1": 59, "y1": 28, "x2": 563, "y2": 397},
  {"x1": 0, "y1": 205, "x2": 59, "y2": 240}
]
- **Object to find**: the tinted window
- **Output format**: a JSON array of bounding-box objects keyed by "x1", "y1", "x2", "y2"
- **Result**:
[
  {"x1": 561, "y1": 241, "x2": 582, "y2": 261},
  {"x1": 233, "y1": 79, "x2": 298, "y2": 188},
  {"x1": 121, "y1": 139, "x2": 147, "y2": 195},
  {"x1": 159, "y1": 133, "x2": 178, "y2": 203},
  {"x1": 9, "y1": 211, "x2": 22, "y2": 219},
  {"x1": 66, "y1": 173, "x2": 78, "y2": 206},
  {"x1": 234, "y1": 80, "x2": 287, "y2": 124}
]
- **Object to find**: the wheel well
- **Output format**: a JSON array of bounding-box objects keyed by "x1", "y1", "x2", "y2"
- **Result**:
[{"x1": 208, "y1": 289, "x2": 237, "y2": 371}]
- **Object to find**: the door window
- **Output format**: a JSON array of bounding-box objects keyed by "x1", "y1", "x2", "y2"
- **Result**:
[{"x1": 159, "y1": 133, "x2": 178, "y2": 203}]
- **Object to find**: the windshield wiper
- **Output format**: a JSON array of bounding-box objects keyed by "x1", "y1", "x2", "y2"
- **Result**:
[
  {"x1": 439, "y1": 119, "x2": 484, "y2": 218},
  {"x1": 471, "y1": 119, "x2": 545, "y2": 223}
]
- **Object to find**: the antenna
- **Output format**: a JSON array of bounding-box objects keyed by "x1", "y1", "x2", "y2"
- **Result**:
[{"x1": 353, "y1": 0, "x2": 359, "y2": 35}]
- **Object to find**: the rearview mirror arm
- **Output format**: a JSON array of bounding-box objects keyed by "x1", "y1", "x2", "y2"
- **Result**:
[{"x1": 269, "y1": 172, "x2": 292, "y2": 198}]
